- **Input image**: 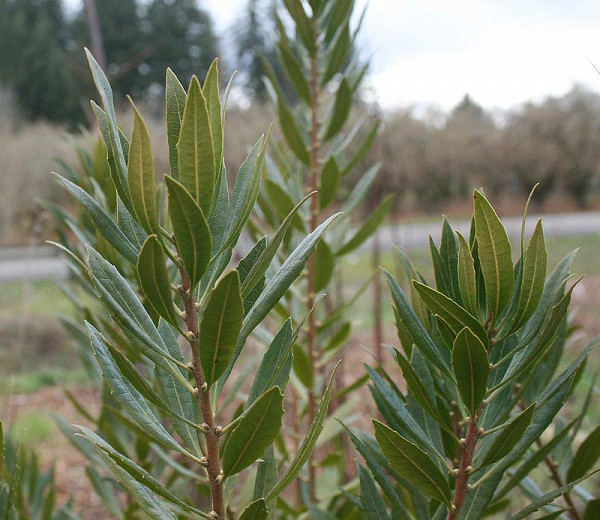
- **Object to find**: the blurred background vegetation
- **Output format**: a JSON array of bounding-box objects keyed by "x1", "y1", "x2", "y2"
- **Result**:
[{"x1": 1, "y1": 0, "x2": 600, "y2": 513}]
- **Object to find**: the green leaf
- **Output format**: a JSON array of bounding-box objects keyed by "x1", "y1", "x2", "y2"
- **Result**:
[
  {"x1": 240, "y1": 191, "x2": 314, "y2": 299},
  {"x1": 452, "y1": 327, "x2": 489, "y2": 415},
  {"x1": 323, "y1": 25, "x2": 351, "y2": 85},
  {"x1": 53, "y1": 174, "x2": 138, "y2": 264},
  {"x1": 324, "y1": 78, "x2": 352, "y2": 140},
  {"x1": 239, "y1": 499, "x2": 268, "y2": 520},
  {"x1": 314, "y1": 239, "x2": 334, "y2": 292},
  {"x1": 137, "y1": 236, "x2": 178, "y2": 326},
  {"x1": 76, "y1": 426, "x2": 211, "y2": 519},
  {"x1": 85, "y1": 49, "x2": 130, "y2": 209},
  {"x1": 165, "y1": 68, "x2": 186, "y2": 179},
  {"x1": 336, "y1": 194, "x2": 394, "y2": 256},
  {"x1": 412, "y1": 280, "x2": 489, "y2": 348},
  {"x1": 457, "y1": 232, "x2": 478, "y2": 316},
  {"x1": 177, "y1": 76, "x2": 215, "y2": 214},
  {"x1": 278, "y1": 41, "x2": 310, "y2": 104},
  {"x1": 567, "y1": 425, "x2": 600, "y2": 482},
  {"x1": 319, "y1": 157, "x2": 341, "y2": 209},
  {"x1": 358, "y1": 462, "x2": 390, "y2": 520},
  {"x1": 282, "y1": 0, "x2": 314, "y2": 55},
  {"x1": 508, "y1": 470, "x2": 600, "y2": 520},
  {"x1": 266, "y1": 362, "x2": 340, "y2": 500},
  {"x1": 223, "y1": 387, "x2": 284, "y2": 477},
  {"x1": 127, "y1": 101, "x2": 158, "y2": 233},
  {"x1": 513, "y1": 219, "x2": 547, "y2": 330},
  {"x1": 86, "y1": 323, "x2": 187, "y2": 455},
  {"x1": 203, "y1": 59, "x2": 223, "y2": 176},
  {"x1": 165, "y1": 176, "x2": 212, "y2": 288},
  {"x1": 395, "y1": 351, "x2": 457, "y2": 438},
  {"x1": 265, "y1": 180, "x2": 303, "y2": 231},
  {"x1": 342, "y1": 122, "x2": 380, "y2": 176},
  {"x1": 199, "y1": 270, "x2": 243, "y2": 388},
  {"x1": 383, "y1": 269, "x2": 452, "y2": 377},
  {"x1": 247, "y1": 319, "x2": 294, "y2": 405},
  {"x1": 292, "y1": 344, "x2": 313, "y2": 388},
  {"x1": 277, "y1": 98, "x2": 310, "y2": 166},
  {"x1": 481, "y1": 403, "x2": 536, "y2": 467},
  {"x1": 373, "y1": 420, "x2": 452, "y2": 507},
  {"x1": 473, "y1": 190, "x2": 513, "y2": 320}
]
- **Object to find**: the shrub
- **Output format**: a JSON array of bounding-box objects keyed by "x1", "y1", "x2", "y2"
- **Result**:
[{"x1": 352, "y1": 191, "x2": 600, "y2": 519}]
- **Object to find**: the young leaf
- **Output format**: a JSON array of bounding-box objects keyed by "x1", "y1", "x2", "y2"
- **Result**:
[
  {"x1": 127, "y1": 101, "x2": 158, "y2": 233},
  {"x1": 314, "y1": 239, "x2": 335, "y2": 292},
  {"x1": 278, "y1": 40, "x2": 310, "y2": 104},
  {"x1": 373, "y1": 420, "x2": 452, "y2": 507},
  {"x1": 412, "y1": 280, "x2": 489, "y2": 348},
  {"x1": 222, "y1": 387, "x2": 284, "y2": 477},
  {"x1": 473, "y1": 190, "x2": 513, "y2": 320},
  {"x1": 452, "y1": 327, "x2": 489, "y2": 415},
  {"x1": 266, "y1": 362, "x2": 340, "y2": 500},
  {"x1": 203, "y1": 59, "x2": 223, "y2": 175},
  {"x1": 277, "y1": 98, "x2": 310, "y2": 165},
  {"x1": 566, "y1": 425, "x2": 600, "y2": 482},
  {"x1": 137, "y1": 236, "x2": 178, "y2": 326},
  {"x1": 457, "y1": 232, "x2": 478, "y2": 316},
  {"x1": 239, "y1": 499, "x2": 268, "y2": 520},
  {"x1": 512, "y1": 219, "x2": 547, "y2": 331},
  {"x1": 199, "y1": 270, "x2": 243, "y2": 389},
  {"x1": 480, "y1": 403, "x2": 536, "y2": 467},
  {"x1": 324, "y1": 78, "x2": 352, "y2": 140},
  {"x1": 265, "y1": 180, "x2": 303, "y2": 231},
  {"x1": 165, "y1": 176, "x2": 212, "y2": 288},
  {"x1": 165, "y1": 68, "x2": 186, "y2": 179},
  {"x1": 177, "y1": 76, "x2": 215, "y2": 214}
]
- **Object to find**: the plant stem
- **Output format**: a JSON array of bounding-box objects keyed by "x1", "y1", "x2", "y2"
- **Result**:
[
  {"x1": 180, "y1": 267, "x2": 224, "y2": 519},
  {"x1": 448, "y1": 408, "x2": 481, "y2": 520},
  {"x1": 305, "y1": 11, "x2": 321, "y2": 501}
]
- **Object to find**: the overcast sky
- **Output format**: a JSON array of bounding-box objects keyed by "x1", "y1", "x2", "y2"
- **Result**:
[
  {"x1": 66, "y1": 0, "x2": 600, "y2": 111},
  {"x1": 203, "y1": 0, "x2": 600, "y2": 112}
]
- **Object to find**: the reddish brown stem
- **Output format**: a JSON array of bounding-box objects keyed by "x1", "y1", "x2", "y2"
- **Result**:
[
  {"x1": 305, "y1": 12, "x2": 321, "y2": 501},
  {"x1": 180, "y1": 267, "x2": 224, "y2": 519},
  {"x1": 448, "y1": 409, "x2": 481, "y2": 520}
]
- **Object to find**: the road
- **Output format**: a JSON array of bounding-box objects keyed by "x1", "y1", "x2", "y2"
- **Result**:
[{"x1": 1, "y1": 211, "x2": 599, "y2": 282}]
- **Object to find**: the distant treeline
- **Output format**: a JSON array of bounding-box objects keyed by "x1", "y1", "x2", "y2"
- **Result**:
[{"x1": 371, "y1": 88, "x2": 600, "y2": 210}]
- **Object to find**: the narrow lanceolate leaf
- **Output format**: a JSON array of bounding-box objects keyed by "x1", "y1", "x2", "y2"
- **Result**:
[
  {"x1": 127, "y1": 101, "x2": 158, "y2": 233},
  {"x1": 383, "y1": 270, "x2": 452, "y2": 378},
  {"x1": 85, "y1": 49, "x2": 129, "y2": 206},
  {"x1": 239, "y1": 499, "x2": 268, "y2": 520},
  {"x1": 481, "y1": 403, "x2": 536, "y2": 467},
  {"x1": 336, "y1": 194, "x2": 394, "y2": 256},
  {"x1": 358, "y1": 463, "x2": 390, "y2": 520},
  {"x1": 452, "y1": 327, "x2": 489, "y2": 415},
  {"x1": 222, "y1": 387, "x2": 284, "y2": 477},
  {"x1": 324, "y1": 78, "x2": 352, "y2": 141},
  {"x1": 165, "y1": 68, "x2": 186, "y2": 179},
  {"x1": 86, "y1": 324, "x2": 186, "y2": 454},
  {"x1": 203, "y1": 59, "x2": 223, "y2": 175},
  {"x1": 265, "y1": 180, "x2": 303, "y2": 231},
  {"x1": 199, "y1": 271, "x2": 243, "y2": 388},
  {"x1": 266, "y1": 362, "x2": 340, "y2": 501},
  {"x1": 314, "y1": 239, "x2": 334, "y2": 292},
  {"x1": 76, "y1": 426, "x2": 212, "y2": 519},
  {"x1": 507, "y1": 470, "x2": 600, "y2": 520},
  {"x1": 412, "y1": 280, "x2": 489, "y2": 347},
  {"x1": 320, "y1": 157, "x2": 341, "y2": 209},
  {"x1": 513, "y1": 219, "x2": 547, "y2": 331},
  {"x1": 165, "y1": 176, "x2": 212, "y2": 288},
  {"x1": 277, "y1": 98, "x2": 310, "y2": 165},
  {"x1": 457, "y1": 232, "x2": 478, "y2": 316},
  {"x1": 473, "y1": 190, "x2": 513, "y2": 320},
  {"x1": 278, "y1": 40, "x2": 310, "y2": 103},
  {"x1": 566, "y1": 425, "x2": 600, "y2": 482},
  {"x1": 585, "y1": 500, "x2": 600, "y2": 520},
  {"x1": 137, "y1": 236, "x2": 178, "y2": 326},
  {"x1": 373, "y1": 420, "x2": 452, "y2": 507},
  {"x1": 53, "y1": 174, "x2": 138, "y2": 264},
  {"x1": 177, "y1": 76, "x2": 215, "y2": 214}
]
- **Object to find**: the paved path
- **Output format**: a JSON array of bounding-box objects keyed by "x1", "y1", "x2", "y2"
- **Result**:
[{"x1": 1, "y1": 211, "x2": 599, "y2": 282}]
